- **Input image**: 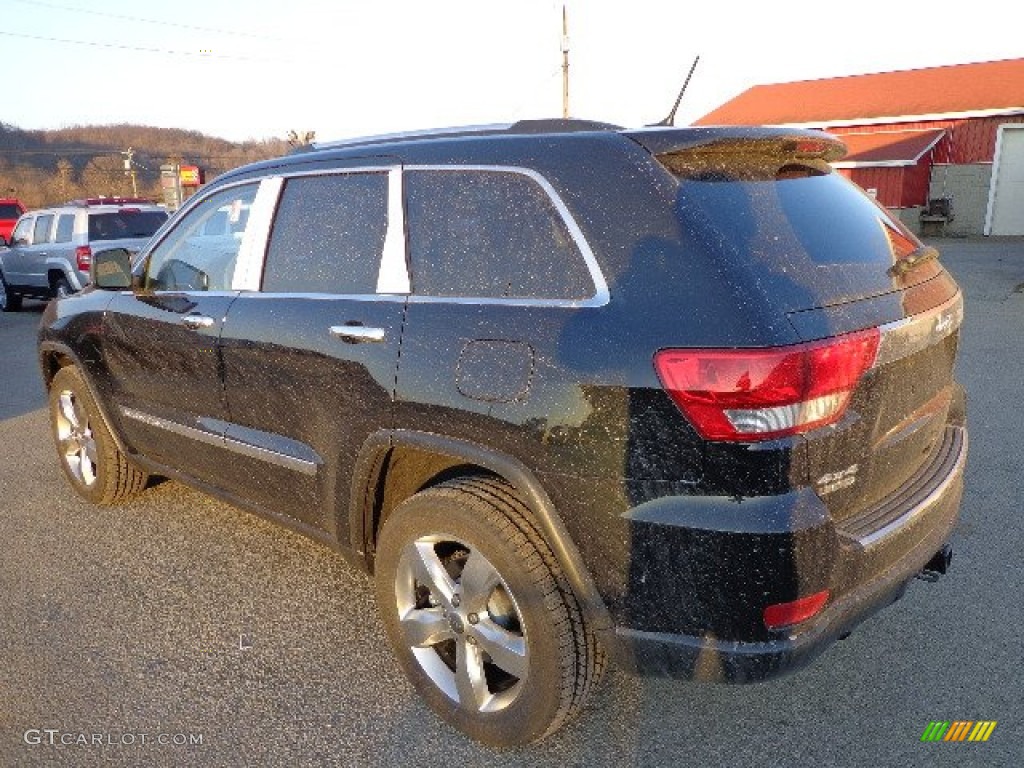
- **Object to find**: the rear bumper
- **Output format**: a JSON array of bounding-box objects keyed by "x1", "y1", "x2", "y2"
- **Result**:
[{"x1": 605, "y1": 426, "x2": 966, "y2": 682}]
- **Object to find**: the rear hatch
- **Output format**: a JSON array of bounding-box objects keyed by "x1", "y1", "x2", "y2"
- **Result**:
[
  {"x1": 89, "y1": 208, "x2": 168, "y2": 249},
  {"x1": 635, "y1": 127, "x2": 963, "y2": 522}
]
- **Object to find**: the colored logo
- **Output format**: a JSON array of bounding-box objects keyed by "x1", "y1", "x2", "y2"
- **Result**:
[{"x1": 921, "y1": 721, "x2": 997, "y2": 742}]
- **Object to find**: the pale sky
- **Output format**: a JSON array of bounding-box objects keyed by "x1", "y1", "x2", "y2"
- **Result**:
[{"x1": 4, "y1": 0, "x2": 1021, "y2": 143}]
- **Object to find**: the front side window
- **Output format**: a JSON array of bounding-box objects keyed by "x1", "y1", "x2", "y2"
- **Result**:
[
  {"x1": 11, "y1": 217, "x2": 32, "y2": 246},
  {"x1": 143, "y1": 184, "x2": 258, "y2": 292},
  {"x1": 262, "y1": 172, "x2": 388, "y2": 295},
  {"x1": 405, "y1": 169, "x2": 594, "y2": 300},
  {"x1": 32, "y1": 214, "x2": 54, "y2": 244}
]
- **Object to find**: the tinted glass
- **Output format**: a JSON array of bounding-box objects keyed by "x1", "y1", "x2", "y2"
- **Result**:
[
  {"x1": 263, "y1": 172, "x2": 387, "y2": 294},
  {"x1": 32, "y1": 215, "x2": 53, "y2": 244},
  {"x1": 0, "y1": 204, "x2": 22, "y2": 218},
  {"x1": 675, "y1": 170, "x2": 907, "y2": 267},
  {"x1": 405, "y1": 169, "x2": 593, "y2": 300},
  {"x1": 89, "y1": 211, "x2": 167, "y2": 241},
  {"x1": 144, "y1": 184, "x2": 258, "y2": 292},
  {"x1": 670, "y1": 167, "x2": 922, "y2": 309},
  {"x1": 54, "y1": 214, "x2": 75, "y2": 243}
]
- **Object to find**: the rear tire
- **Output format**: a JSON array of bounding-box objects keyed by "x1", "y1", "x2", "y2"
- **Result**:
[
  {"x1": 375, "y1": 476, "x2": 604, "y2": 746},
  {"x1": 48, "y1": 366, "x2": 148, "y2": 505},
  {"x1": 53, "y1": 276, "x2": 73, "y2": 299}
]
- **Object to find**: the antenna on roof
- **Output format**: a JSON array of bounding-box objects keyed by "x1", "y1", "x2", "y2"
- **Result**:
[{"x1": 652, "y1": 55, "x2": 700, "y2": 127}]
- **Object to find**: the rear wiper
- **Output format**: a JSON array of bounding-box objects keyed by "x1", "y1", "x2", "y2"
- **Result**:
[{"x1": 888, "y1": 246, "x2": 938, "y2": 277}]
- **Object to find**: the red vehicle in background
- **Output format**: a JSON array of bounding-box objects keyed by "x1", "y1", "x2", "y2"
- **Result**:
[{"x1": 0, "y1": 198, "x2": 26, "y2": 244}]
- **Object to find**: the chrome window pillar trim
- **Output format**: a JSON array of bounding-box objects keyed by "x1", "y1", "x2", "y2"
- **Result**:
[
  {"x1": 236, "y1": 292, "x2": 595, "y2": 309},
  {"x1": 376, "y1": 166, "x2": 410, "y2": 294},
  {"x1": 404, "y1": 164, "x2": 610, "y2": 307},
  {"x1": 189, "y1": 163, "x2": 609, "y2": 308},
  {"x1": 233, "y1": 176, "x2": 283, "y2": 291}
]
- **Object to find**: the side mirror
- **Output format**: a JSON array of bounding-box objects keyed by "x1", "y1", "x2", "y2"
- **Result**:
[
  {"x1": 91, "y1": 248, "x2": 133, "y2": 290},
  {"x1": 0, "y1": 235, "x2": 7, "y2": 247}
]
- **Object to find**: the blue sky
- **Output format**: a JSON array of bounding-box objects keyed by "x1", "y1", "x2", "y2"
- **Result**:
[{"x1": 4, "y1": 0, "x2": 1021, "y2": 142}]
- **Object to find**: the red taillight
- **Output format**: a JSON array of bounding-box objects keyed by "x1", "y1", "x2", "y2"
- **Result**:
[
  {"x1": 763, "y1": 590, "x2": 830, "y2": 630},
  {"x1": 654, "y1": 329, "x2": 880, "y2": 442},
  {"x1": 75, "y1": 245, "x2": 92, "y2": 271}
]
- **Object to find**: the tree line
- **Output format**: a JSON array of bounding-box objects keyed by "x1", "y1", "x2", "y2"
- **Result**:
[{"x1": 0, "y1": 122, "x2": 290, "y2": 208}]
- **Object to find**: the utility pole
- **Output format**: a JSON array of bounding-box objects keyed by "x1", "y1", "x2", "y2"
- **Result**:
[
  {"x1": 122, "y1": 148, "x2": 138, "y2": 197},
  {"x1": 561, "y1": 4, "x2": 570, "y2": 119},
  {"x1": 57, "y1": 158, "x2": 72, "y2": 201}
]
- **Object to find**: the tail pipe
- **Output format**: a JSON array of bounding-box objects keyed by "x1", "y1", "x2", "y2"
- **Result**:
[{"x1": 917, "y1": 544, "x2": 953, "y2": 582}]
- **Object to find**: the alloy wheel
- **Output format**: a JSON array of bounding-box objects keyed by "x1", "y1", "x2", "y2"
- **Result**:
[
  {"x1": 394, "y1": 534, "x2": 528, "y2": 714},
  {"x1": 54, "y1": 389, "x2": 98, "y2": 487}
]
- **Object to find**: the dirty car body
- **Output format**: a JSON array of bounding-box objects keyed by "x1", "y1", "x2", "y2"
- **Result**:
[{"x1": 38, "y1": 120, "x2": 967, "y2": 745}]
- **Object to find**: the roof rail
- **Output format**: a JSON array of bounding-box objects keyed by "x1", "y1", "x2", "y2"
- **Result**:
[
  {"x1": 309, "y1": 118, "x2": 624, "y2": 152},
  {"x1": 311, "y1": 124, "x2": 514, "y2": 151},
  {"x1": 64, "y1": 196, "x2": 156, "y2": 207},
  {"x1": 507, "y1": 118, "x2": 622, "y2": 133}
]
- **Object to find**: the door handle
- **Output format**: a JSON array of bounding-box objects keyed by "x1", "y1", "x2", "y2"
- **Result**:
[
  {"x1": 181, "y1": 315, "x2": 215, "y2": 330},
  {"x1": 329, "y1": 325, "x2": 386, "y2": 343}
]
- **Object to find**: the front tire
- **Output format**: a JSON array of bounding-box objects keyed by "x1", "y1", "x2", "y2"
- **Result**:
[
  {"x1": 49, "y1": 366, "x2": 148, "y2": 505},
  {"x1": 0, "y1": 272, "x2": 21, "y2": 311},
  {"x1": 375, "y1": 476, "x2": 604, "y2": 747}
]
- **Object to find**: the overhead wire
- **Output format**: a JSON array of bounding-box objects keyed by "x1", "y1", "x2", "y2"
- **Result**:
[
  {"x1": 0, "y1": 29, "x2": 291, "y2": 64},
  {"x1": 9, "y1": 0, "x2": 285, "y2": 42}
]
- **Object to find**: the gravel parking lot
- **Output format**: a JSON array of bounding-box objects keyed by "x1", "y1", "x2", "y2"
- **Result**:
[{"x1": 1, "y1": 239, "x2": 1022, "y2": 767}]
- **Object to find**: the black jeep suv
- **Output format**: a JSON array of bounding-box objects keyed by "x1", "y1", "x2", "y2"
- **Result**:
[{"x1": 38, "y1": 120, "x2": 967, "y2": 746}]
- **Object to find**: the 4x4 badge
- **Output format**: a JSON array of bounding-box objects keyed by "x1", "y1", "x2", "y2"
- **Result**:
[{"x1": 817, "y1": 464, "x2": 859, "y2": 495}]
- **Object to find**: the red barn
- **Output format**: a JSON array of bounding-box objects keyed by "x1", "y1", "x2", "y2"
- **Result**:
[{"x1": 696, "y1": 58, "x2": 1024, "y2": 236}]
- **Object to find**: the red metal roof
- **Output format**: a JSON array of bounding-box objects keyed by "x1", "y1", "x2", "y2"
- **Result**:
[
  {"x1": 833, "y1": 129, "x2": 946, "y2": 167},
  {"x1": 696, "y1": 58, "x2": 1024, "y2": 126}
]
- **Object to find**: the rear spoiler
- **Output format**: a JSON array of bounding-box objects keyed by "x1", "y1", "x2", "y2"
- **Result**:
[{"x1": 623, "y1": 126, "x2": 847, "y2": 163}]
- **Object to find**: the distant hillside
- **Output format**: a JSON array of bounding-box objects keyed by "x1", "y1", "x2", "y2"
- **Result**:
[{"x1": 0, "y1": 122, "x2": 290, "y2": 208}]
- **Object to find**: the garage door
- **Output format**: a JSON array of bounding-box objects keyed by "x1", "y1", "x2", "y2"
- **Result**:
[{"x1": 987, "y1": 126, "x2": 1024, "y2": 236}]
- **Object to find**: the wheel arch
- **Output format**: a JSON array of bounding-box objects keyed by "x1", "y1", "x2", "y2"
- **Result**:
[
  {"x1": 39, "y1": 342, "x2": 129, "y2": 456},
  {"x1": 348, "y1": 429, "x2": 613, "y2": 632},
  {"x1": 46, "y1": 264, "x2": 78, "y2": 293}
]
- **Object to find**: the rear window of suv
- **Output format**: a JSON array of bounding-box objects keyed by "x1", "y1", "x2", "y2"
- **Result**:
[
  {"x1": 88, "y1": 210, "x2": 167, "y2": 241},
  {"x1": 662, "y1": 146, "x2": 925, "y2": 309}
]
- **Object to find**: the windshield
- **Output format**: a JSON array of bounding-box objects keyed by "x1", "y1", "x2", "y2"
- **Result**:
[{"x1": 89, "y1": 210, "x2": 167, "y2": 241}]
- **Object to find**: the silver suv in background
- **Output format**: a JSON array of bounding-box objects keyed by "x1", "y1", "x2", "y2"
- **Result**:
[{"x1": 0, "y1": 197, "x2": 168, "y2": 311}]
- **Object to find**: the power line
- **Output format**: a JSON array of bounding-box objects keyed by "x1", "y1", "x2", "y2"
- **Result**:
[
  {"x1": 10, "y1": 0, "x2": 284, "y2": 42},
  {"x1": 0, "y1": 29, "x2": 291, "y2": 64}
]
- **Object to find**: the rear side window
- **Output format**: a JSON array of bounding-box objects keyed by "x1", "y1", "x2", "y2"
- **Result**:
[
  {"x1": 33, "y1": 215, "x2": 54, "y2": 244},
  {"x1": 89, "y1": 210, "x2": 167, "y2": 241},
  {"x1": 0, "y1": 204, "x2": 22, "y2": 218},
  {"x1": 54, "y1": 214, "x2": 75, "y2": 243},
  {"x1": 263, "y1": 172, "x2": 388, "y2": 294},
  {"x1": 405, "y1": 169, "x2": 594, "y2": 300}
]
